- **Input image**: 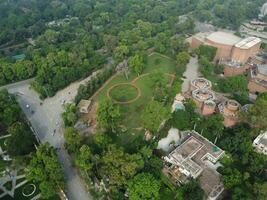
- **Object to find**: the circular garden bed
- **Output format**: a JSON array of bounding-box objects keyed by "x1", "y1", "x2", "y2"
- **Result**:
[
  {"x1": 22, "y1": 184, "x2": 36, "y2": 197},
  {"x1": 108, "y1": 83, "x2": 141, "y2": 104}
]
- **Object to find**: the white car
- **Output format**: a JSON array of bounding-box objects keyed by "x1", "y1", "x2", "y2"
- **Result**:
[{"x1": 26, "y1": 104, "x2": 30, "y2": 108}]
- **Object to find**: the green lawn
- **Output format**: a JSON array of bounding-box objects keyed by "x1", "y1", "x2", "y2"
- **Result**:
[
  {"x1": 93, "y1": 53, "x2": 177, "y2": 150},
  {"x1": 109, "y1": 84, "x2": 138, "y2": 102}
]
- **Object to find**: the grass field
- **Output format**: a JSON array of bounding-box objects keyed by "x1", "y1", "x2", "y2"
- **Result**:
[
  {"x1": 109, "y1": 84, "x2": 139, "y2": 102},
  {"x1": 93, "y1": 53, "x2": 177, "y2": 150}
]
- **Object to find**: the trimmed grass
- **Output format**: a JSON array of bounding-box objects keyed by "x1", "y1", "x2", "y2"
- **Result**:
[
  {"x1": 109, "y1": 84, "x2": 138, "y2": 102},
  {"x1": 93, "y1": 53, "x2": 177, "y2": 149}
]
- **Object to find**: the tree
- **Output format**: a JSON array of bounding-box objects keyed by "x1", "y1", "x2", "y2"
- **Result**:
[
  {"x1": 196, "y1": 114, "x2": 224, "y2": 143},
  {"x1": 221, "y1": 168, "x2": 242, "y2": 189},
  {"x1": 114, "y1": 45, "x2": 129, "y2": 61},
  {"x1": 141, "y1": 101, "x2": 170, "y2": 133},
  {"x1": 128, "y1": 173, "x2": 161, "y2": 200},
  {"x1": 253, "y1": 182, "x2": 267, "y2": 200},
  {"x1": 137, "y1": 20, "x2": 153, "y2": 38},
  {"x1": 176, "y1": 51, "x2": 190, "y2": 67},
  {"x1": 171, "y1": 100, "x2": 200, "y2": 130},
  {"x1": 242, "y1": 93, "x2": 267, "y2": 129},
  {"x1": 129, "y1": 55, "x2": 144, "y2": 76},
  {"x1": 75, "y1": 145, "x2": 93, "y2": 177},
  {"x1": 64, "y1": 127, "x2": 82, "y2": 153},
  {"x1": 170, "y1": 37, "x2": 189, "y2": 55},
  {"x1": 27, "y1": 143, "x2": 65, "y2": 199},
  {"x1": 178, "y1": 179, "x2": 204, "y2": 200},
  {"x1": 6, "y1": 122, "x2": 35, "y2": 156},
  {"x1": 61, "y1": 103, "x2": 78, "y2": 127},
  {"x1": 96, "y1": 100, "x2": 121, "y2": 132},
  {"x1": 103, "y1": 34, "x2": 118, "y2": 53},
  {"x1": 196, "y1": 45, "x2": 217, "y2": 61},
  {"x1": 100, "y1": 145, "x2": 144, "y2": 188}
]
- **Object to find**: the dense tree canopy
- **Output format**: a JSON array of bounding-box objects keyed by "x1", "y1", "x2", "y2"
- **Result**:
[
  {"x1": 141, "y1": 101, "x2": 170, "y2": 133},
  {"x1": 27, "y1": 143, "x2": 65, "y2": 199},
  {"x1": 96, "y1": 100, "x2": 121, "y2": 132},
  {"x1": 100, "y1": 144, "x2": 144, "y2": 188},
  {"x1": 128, "y1": 173, "x2": 161, "y2": 200},
  {"x1": 242, "y1": 93, "x2": 267, "y2": 130},
  {"x1": 6, "y1": 122, "x2": 35, "y2": 156}
]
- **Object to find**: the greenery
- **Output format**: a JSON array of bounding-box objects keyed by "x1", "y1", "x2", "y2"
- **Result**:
[
  {"x1": 177, "y1": 180, "x2": 205, "y2": 200},
  {"x1": 100, "y1": 144, "x2": 144, "y2": 188},
  {"x1": 96, "y1": 100, "x2": 121, "y2": 132},
  {"x1": 75, "y1": 68, "x2": 113, "y2": 104},
  {"x1": 241, "y1": 92, "x2": 267, "y2": 130},
  {"x1": 6, "y1": 122, "x2": 35, "y2": 156},
  {"x1": 0, "y1": 89, "x2": 36, "y2": 157},
  {"x1": 217, "y1": 124, "x2": 267, "y2": 199},
  {"x1": 61, "y1": 104, "x2": 77, "y2": 127},
  {"x1": 196, "y1": 45, "x2": 217, "y2": 61},
  {"x1": 141, "y1": 101, "x2": 170, "y2": 134},
  {"x1": 109, "y1": 84, "x2": 139, "y2": 102},
  {"x1": 26, "y1": 143, "x2": 65, "y2": 199},
  {"x1": 94, "y1": 53, "x2": 177, "y2": 149},
  {"x1": 218, "y1": 75, "x2": 249, "y2": 104},
  {"x1": 128, "y1": 173, "x2": 161, "y2": 200},
  {"x1": 64, "y1": 127, "x2": 81, "y2": 154}
]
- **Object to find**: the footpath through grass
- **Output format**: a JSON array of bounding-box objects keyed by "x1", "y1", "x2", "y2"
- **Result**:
[{"x1": 93, "y1": 53, "x2": 177, "y2": 150}]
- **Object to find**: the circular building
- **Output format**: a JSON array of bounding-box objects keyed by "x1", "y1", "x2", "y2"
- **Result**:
[
  {"x1": 192, "y1": 89, "x2": 216, "y2": 115},
  {"x1": 190, "y1": 78, "x2": 212, "y2": 91},
  {"x1": 218, "y1": 100, "x2": 241, "y2": 127}
]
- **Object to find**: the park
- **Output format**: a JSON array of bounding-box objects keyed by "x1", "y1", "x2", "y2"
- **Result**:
[{"x1": 92, "y1": 53, "x2": 178, "y2": 149}]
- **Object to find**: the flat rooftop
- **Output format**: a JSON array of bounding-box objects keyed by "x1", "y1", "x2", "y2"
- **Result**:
[
  {"x1": 192, "y1": 89, "x2": 215, "y2": 102},
  {"x1": 206, "y1": 31, "x2": 241, "y2": 46},
  {"x1": 167, "y1": 131, "x2": 224, "y2": 178},
  {"x1": 235, "y1": 37, "x2": 261, "y2": 49},
  {"x1": 164, "y1": 131, "x2": 225, "y2": 199},
  {"x1": 191, "y1": 78, "x2": 212, "y2": 90},
  {"x1": 257, "y1": 64, "x2": 267, "y2": 76}
]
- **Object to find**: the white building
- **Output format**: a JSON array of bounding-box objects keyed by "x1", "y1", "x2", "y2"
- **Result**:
[{"x1": 253, "y1": 132, "x2": 267, "y2": 155}]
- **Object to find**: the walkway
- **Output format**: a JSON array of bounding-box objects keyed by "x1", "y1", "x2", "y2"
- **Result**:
[{"x1": 181, "y1": 56, "x2": 200, "y2": 93}]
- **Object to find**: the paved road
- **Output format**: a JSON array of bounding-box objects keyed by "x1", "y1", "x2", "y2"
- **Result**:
[
  {"x1": 3, "y1": 73, "x2": 104, "y2": 200},
  {"x1": 182, "y1": 56, "x2": 199, "y2": 92}
]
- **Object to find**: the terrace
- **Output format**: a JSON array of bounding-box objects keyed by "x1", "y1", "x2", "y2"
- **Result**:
[{"x1": 163, "y1": 131, "x2": 225, "y2": 200}]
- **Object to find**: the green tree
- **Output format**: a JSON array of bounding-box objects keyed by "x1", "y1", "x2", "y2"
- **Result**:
[
  {"x1": 141, "y1": 101, "x2": 170, "y2": 133},
  {"x1": 176, "y1": 51, "x2": 190, "y2": 67},
  {"x1": 64, "y1": 127, "x2": 82, "y2": 153},
  {"x1": 75, "y1": 145, "x2": 93, "y2": 177},
  {"x1": 221, "y1": 168, "x2": 242, "y2": 189},
  {"x1": 129, "y1": 55, "x2": 144, "y2": 76},
  {"x1": 178, "y1": 179, "x2": 204, "y2": 200},
  {"x1": 96, "y1": 100, "x2": 121, "y2": 132},
  {"x1": 171, "y1": 100, "x2": 200, "y2": 130},
  {"x1": 27, "y1": 143, "x2": 65, "y2": 199},
  {"x1": 196, "y1": 45, "x2": 217, "y2": 61},
  {"x1": 6, "y1": 122, "x2": 35, "y2": 156},
  {"x1": 128, "y1": 173, "x2": 161, "y2": 200},
  {"x1": 114, "y1": 45, "x2": 129, "y2": 61},
  {"x1": 62, "y1": 103, "x2": 78, "y2": 127},
  {"x1": 100, "y1": 145, "x2": 144, "y2": 188},
  {"x1": 197, "y1": 114, "x2": 224, "y2": 143},
  {"x1": 242, "y1": 94, "x2": 267, "y2": 129}
]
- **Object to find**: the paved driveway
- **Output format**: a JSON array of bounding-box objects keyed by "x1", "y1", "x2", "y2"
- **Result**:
[
  {"x1": 4, "y1": 74, "x2": 101, "y2": 200},
  {"x1": 182, "y1": 56, "x2": 200, "y2": 93}
]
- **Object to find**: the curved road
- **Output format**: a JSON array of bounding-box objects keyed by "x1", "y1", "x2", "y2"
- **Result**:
[{"x1": 2, "y1": 76, "x2": 98, "y2": 200}]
